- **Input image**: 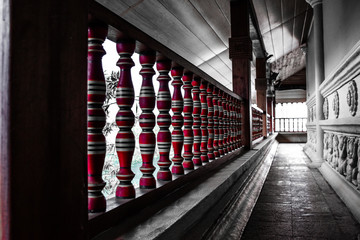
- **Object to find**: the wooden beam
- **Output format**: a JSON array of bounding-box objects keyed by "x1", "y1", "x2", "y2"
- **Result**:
[{"x1": 1, "y1": 0, "x2": 88, "y2": 238}]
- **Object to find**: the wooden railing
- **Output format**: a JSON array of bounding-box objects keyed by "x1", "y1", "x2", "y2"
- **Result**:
[
  {"x1": 87, "y1": 16, "x2": 243, "y2": 219},
  {"x1": 275, "y1": 118, "x2": 307, "y2": 132},
  {"x1": 252, "y1": 105, "x2": 263, "y2": 141}
]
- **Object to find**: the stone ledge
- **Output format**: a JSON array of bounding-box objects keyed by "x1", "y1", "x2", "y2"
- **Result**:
[
  {"x1": 319, "y1": 162, "x2": 360, "y2": 223},
  {"x1": 93, "y1": 135, "x2": 277, "y2": 239}
]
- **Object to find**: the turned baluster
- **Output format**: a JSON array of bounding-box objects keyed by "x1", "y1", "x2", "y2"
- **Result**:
[
  {"x1": 207, "y1": 84, "x2": 215, "y2": 160},
  {"x1": 156, "y1": 57, "x2": 172, "y2": 181},
  {"x1": 236, "y1": 99, "x2": 242, "y2": 148},
  {"x1": 200, "y1": 79, "x2": 209, "y2": 163},
  {"x1": 218, "y1": 89, "x2": 224, "y2": 156},
  {"x1": 87, "y1": 19, "x2": 107, "y2": 212},
  {"x1": 212, "y1": 87, "x2": 220, "y2": 158},
  {"x1": 222, "y1": 92, "x2": 229, "y2": 154},
  {"x1": 192, "y1": 76, "x2": 202, "y2": 166},
  {"x1": 138, "y1": 47, "x2": 156, "y2": 189},
  {"x1": 171, "y1": 64, "x2": 185, "y2": 174},
  {"x1": 183, "y1": 71, "x2": 194, "y2": 170},
  {"x1": 230, "y1": 97, "x2": 236, "y2": 151},
  {"x1": 115, "y1": 38, "x2": 136, "y2": 199},
  {"x1": 227, "y1": 96, "x2": 233, "y2": 151}
]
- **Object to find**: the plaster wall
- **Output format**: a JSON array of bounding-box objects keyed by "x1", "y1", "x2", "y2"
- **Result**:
[
  {"x1": 323, "y1": 0, "x2": 360, "y2": 79},
  {"x1": 306, "y1": 27, "x2": 316, "y2": 99}
]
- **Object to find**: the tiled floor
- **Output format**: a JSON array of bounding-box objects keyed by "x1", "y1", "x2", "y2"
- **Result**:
[{"x1": 242, "y1": 143, "x2": 360, "y2": 239}]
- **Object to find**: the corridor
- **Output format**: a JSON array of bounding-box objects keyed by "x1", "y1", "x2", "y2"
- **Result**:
[{"x1": 242, "y1": 144, "x2": 360, "y2": 239}]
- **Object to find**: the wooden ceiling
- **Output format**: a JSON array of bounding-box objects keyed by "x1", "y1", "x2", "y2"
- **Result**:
[{"x1": 96, "y1": 0, "x2": 313, "y2": 90}]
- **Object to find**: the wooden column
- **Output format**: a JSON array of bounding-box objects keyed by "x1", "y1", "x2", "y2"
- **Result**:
[
  {"x1": 87, "y1": 19, "x2": 107, "y2": 212},
  {"x1": 156, "y1": 57, "x2": 172, "y2": 181},
  {"x1": 267, "y1": 96, "x2": 274, "y2": 134},
  {"x1": 230, "y1": 0, "x2": 252, "y2": 149},
  {"x1": 115, "y1": 37, "x2": 136, "y2": 198},
  {"x1": 1, "y1": 1, "x2": 88, "y2": 238},
  {"x1": 256, "y1": 58, "x2": 268, "y2": 137},
  {"x1": 138, "y1": 46, "x2": 156, "y2": 189}
]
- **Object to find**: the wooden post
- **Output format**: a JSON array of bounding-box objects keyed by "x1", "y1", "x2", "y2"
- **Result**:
[
  {"x1": 192, "y1": 76, "x2": 202, "y2": 166},
  {"x1": 256, "y1": 58, "x2": 268, "y2": 137},
  {"x1": 1, "y1": 1, "x2": 88, "y2": 238},
  {"x1": 230, "y1": 0, "x2": 252, "y2": 149}
]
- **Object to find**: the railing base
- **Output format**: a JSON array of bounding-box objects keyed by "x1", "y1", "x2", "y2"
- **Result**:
[{"x1": 91, "y1": 135, "x2": 277, "y2": 239}]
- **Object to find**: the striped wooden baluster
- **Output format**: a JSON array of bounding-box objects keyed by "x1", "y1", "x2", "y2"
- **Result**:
[
  {"x1": 235, "y1": 99, "x2": 241, "y2": 148},
  {"x1": 183, "y1": 71, "x2": 194, "y2": 170},
  {"x1": 222, "y1": 92, "x2": 229, "y2": 154},
  {"x1": 115, "y1": 38, "x2": 136, "y2": 199},
  {"x1": 212, "y1": 87, "x2": 220, "y2": 158},
  {"x1": 171, "y1": 65, "x2": 185, "y2": 175},
  {"x1": 156, "y1": 57, "x2": 172, "y2": 181},
  {"x1": 87, "y1": 19, "x2": 107, "y2": 212},
  {"x1": 192, "y1": 76, "x2": 202, "y2": 166},
  {"x1": 238, "y1": 100, "x2": 242, "y2": 147},
  {"x1": 200, "y1": 79, "x2": 209, "y2": 163},
  {"x1": 230, "y1": 97, "x2": 235, "y2": 151},
  {"x1": 207, "y1": 84, "x2": 215, "y2": 160},
  {"x1": 139, "y1": 47, "x2": 156, "y2": 189},
  {"x1": 218, "y1": 89, "x2": 224, "y2": 156}
]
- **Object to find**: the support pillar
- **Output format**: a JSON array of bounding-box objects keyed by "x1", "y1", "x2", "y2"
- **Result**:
[
  {"x1": 306, "y1": 0, "x2": 325, "y2": 166},
  {"x1": 230, "y1": 0, "x2": 252, "y2": 149},
  {"x1": 1, "y1": 1, "x2": 88, "y2": 237},
  {"x1": 255, "y1": 58, "x2": 268, "y2": 137}
]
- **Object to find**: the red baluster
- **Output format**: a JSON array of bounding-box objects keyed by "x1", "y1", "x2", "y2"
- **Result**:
[
  {"x1": 171, "y1": 64, "x2": 184, "y2": 175},
  {"x1": 218, "y1": 89, "x2": 224, "y2": 156},
  {"x1": 87, "y1": 19, "x2": 107, "y2": 212},
  {"x1": 192, "y1": 76, "x2": 202, "y2": 166},
  {"x1": 226, "y1": 94, "x2": 232, "y2": 152},
  {"x1": 183, "y1": 71, "x2": 194, "y2": 170},
  {"x1": 212, "y1": 87, "x2": 220, "y2": 158},
  {"x1": 237, "y1": 100, "x2": 242, "y2": 147},
  {"x1": 115, "y1": 37, "x2": 136, "y2": 199},
  {"x1": 222, "y1": 92, "x2": 229, "y2": 154},
  {"x1": 200, "y1": 79, "x2": 209, "y2": 163},
  {"x1": 207, "y1": 84, "x2": 215, "y2": 160},
  {"x1": 156, "y1": 57, "x2": 172, "y2": 181},
  {"x1": 139, "y1": 47, "x2": 156, "y2": 189},
  {"x1": 229, "y1": 96, "x2": 235, "y2": 151}
]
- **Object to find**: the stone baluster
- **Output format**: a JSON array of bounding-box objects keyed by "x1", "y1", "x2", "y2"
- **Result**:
[
  {"x1": 212, "y1": 87, "x2": 220, "y2": 158},
  {"x1": 218, "y1": 89, "x2": 224, "y2": 156},
  {"x1": 171, "y1": 64, "x2": 185, "y2": 174},
  {"x1": 200, "y1": 79, "x2": 209, "y2": 163},
  {"x1": 138, "y1": 47, "x2": 156, "y2": 189},
  {"x1": 156, "y1": 57, "x2": 172, "y2": 181},
  {"x1": 87, "y1": 19, "x2": 107, "y2": 212},
  {"x1": 192, "y1": 76, "x2": 202, "y2": 166},
  {"x1": 115, "y1": 38, "x2": 136, "y2": 199},
  {"x1": 222, "y1": 92, "x2": 229, "y2": 154},
  {"x1": 207, "y1": 84, "x2": 215, "y2": 160},
  {"x1": 183, "y1": 71, "x2": 194, "y2": 170}
]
